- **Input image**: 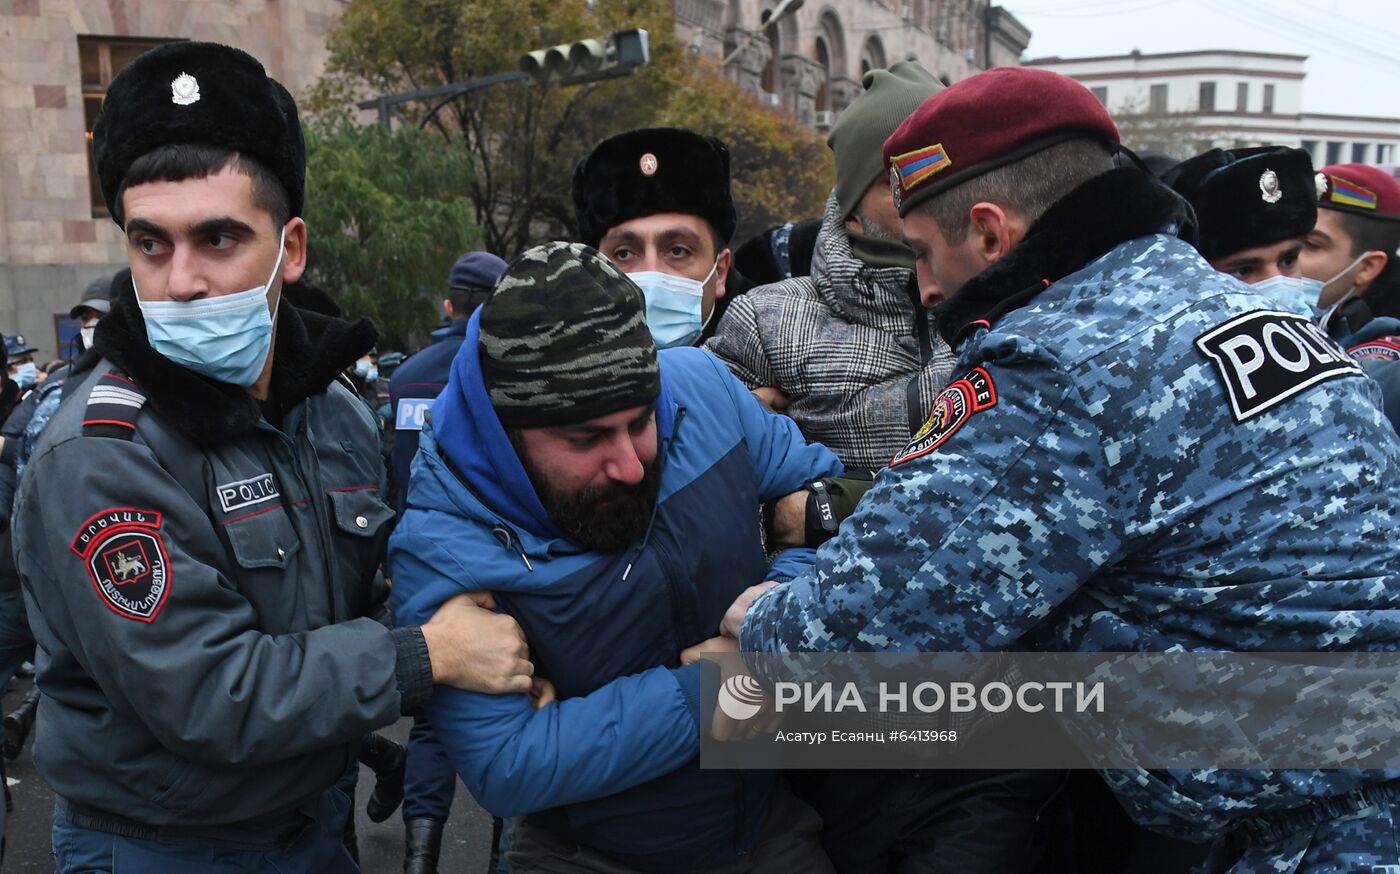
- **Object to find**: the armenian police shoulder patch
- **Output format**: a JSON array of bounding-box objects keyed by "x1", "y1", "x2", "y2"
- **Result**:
[
  {"x1": 1346, "y1": 336, "x2": 1400, "y2": 363},
  {"x1": 69, "y1": 508, "x2": 170, "y2": 623},
  {"x1": 890, "y1": 367, "x2": 997, "y2": 467},
  {"x1": 1195, "y1": 310, "x2": 1363, "y2": 423}
]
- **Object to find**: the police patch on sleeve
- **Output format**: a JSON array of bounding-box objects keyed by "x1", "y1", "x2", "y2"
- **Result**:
[
  {"x1": 1195, "y1": 310, "x2": 1363, "y2": 423},
  {"x1": 890, "y1": 367, "x2": 997, "y2": 467},
  {"x1": 1347, "y1": 336, "x2": 1400, "y2": 363},
  {"x1": 69, "y1": 509, "x2": 170, "y2": 623}
]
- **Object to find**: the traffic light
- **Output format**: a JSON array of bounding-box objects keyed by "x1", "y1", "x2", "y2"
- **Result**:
[{"x1": 520, "y1": 29, "x2": 650, "y2": 86}]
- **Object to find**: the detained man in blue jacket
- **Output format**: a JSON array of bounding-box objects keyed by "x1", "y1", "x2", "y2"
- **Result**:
[{"x1": 390, "y1": 242, "x2": 842, "y2": 874}]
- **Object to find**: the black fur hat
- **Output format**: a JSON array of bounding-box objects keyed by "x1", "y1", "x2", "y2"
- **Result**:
[
  {"x1": 1162, "y1": 146, "x2": 1315, "y2": 261},
  {"x1": 572, "y1": 127, "x2": 738, "y2": 248},
  {"x1": 92, "y1": 41, "x2": 305, "y2": 225}
]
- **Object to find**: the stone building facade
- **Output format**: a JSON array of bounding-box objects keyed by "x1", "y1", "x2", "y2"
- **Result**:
[
  {"x1": 0, "y1": 0, "x2": 342, "y2": 359},
  {"x1": 675, "y1": 0, "x2": 1030, "y2": 128},
  {"x1": 0, "y1": 1, "x2": 1028, "y2": 359},
  {"x1": 1026, "y1": 50, "x2": 1400, "y2": 166}
]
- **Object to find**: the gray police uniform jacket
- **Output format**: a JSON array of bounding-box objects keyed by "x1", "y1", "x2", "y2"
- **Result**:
[
  {"x1": 13, "y1": 289, "x2": 429, "y2": 831},
  {"x1": 741, "y1": 169, "x2": 1400, "y2": 874},
  {"x1": 705, "y1": 192, "x2": 957, "y2": 470}
]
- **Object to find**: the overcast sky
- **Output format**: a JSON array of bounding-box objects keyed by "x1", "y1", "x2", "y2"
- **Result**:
[{"x1": 1005, "y1": 0, "x2": 1400, "y2": 117}]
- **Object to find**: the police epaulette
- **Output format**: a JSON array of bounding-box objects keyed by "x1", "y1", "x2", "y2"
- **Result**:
[{"x1": 82, "y1": 371, "x2": 148, "y2": 440}]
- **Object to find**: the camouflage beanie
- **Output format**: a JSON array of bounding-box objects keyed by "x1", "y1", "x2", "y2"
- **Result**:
[{"x1": 479, "y1": 242, "x2": 660, "y2": 428}]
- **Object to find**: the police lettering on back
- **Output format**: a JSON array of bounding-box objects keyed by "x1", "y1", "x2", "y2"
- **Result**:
[{"x1": 1197, "y1": 310, "x2": 1364, "y2": 422}]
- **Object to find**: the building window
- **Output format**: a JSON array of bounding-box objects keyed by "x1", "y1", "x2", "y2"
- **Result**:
[
  {"x1": 1149, "y1": 83, "x2": 1167, "y2": 114},
  {"x1": 760, "y1": 17, "x2": 782, "y2": 96},
  {"x1": 1090, "y1": 86, "x2": 1107, "y2": 106},
  {"x1": 1237, "y1": 82, "x2": 1248, "y2": 112},
  {"x1": 860, "y1": 35, "x2": 887, "y2": 77},
  {"x1": 1352, "y1": 142, "x2": 1369, "y2": 163},
  {"x1": 1326, "y1": 141, "x2": 1343, "y2": 165},
  {"x1": 814, "y1": 36, "x2": 832, "y2": 112},
  {"x1": 1262, "y1": 83, "x2": 1275, "y2": 114},
  {"x1": 1300, "y1": 140, "x2": 1319, "y2": 161},
  {"x1": 1380, "y1": 144, "x2": 1394, "y2": 163},
  {"x1": 1199, "y1": 81, "x2": 1215, "y2": 112},
  {"x1": 80, "y1": 36, "x2": 173, "y2": 217}
]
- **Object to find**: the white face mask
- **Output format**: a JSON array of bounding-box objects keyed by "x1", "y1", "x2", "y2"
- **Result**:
[
  {"x1": 1315, "y1": 251, "x2": 1372, "y2": 333},
  {"x1": 629, "y1": 259, "x2": 720, "y2": 349},
  {"x1": 79, "y1": 319, "x2": 98, "y2": 351}
]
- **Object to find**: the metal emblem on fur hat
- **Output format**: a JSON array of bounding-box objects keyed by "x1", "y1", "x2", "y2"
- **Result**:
[
  {"x1": 639, "y1": 153, "x2": 658, "y2": 176},
  {"x1": 1260, "y1": 169, "x2": 1282, "y2": 204},
  {"x1": 170, "y1": 73, "x2": 200, "y2": 106}
]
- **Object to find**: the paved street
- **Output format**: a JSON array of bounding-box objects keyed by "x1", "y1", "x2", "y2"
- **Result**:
[{"x1": 0, "y1": 678, "x2": 497, "y2": 873}]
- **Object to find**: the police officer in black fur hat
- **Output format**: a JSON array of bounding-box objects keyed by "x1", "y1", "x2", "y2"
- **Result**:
[
  {"x1": 14, "y1": 41, "x2": 536, "y2": 873},
  {"x1": 573, "y1": 127, "x2": 742, "y2": 347}
]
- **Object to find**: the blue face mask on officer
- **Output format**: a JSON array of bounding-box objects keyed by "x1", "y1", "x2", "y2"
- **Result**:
[
  {"x1": 1250, "y1": 274, "x2": 1325, "y2": 320},
  {"x1": 353, "y1": 357, "x2": 378, "y2": 384},
  {"x1": 135, "y1": 227, "x2": 286, "y2": 386},
  {"x1": 629, "y1": 258, "x2": 719, "y2": 348},
  {"x1": 10, "y1": 361, "x2": 37, "y2": 390}
]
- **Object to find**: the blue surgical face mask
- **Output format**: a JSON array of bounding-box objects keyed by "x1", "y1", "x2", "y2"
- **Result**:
[
  {"x1": 11, "y1": 362, "x2": 37, "y2": 390},
  {"x1": 136, "y1": 228, "x2": 285, "y2": 386},
  {"x1": 354, "y1": 359, "x2": 378, "y2": 383},
  {"x1": 630, "y1": 259, "x2": 719, "y2": 348},
  {"x1": 1250, "y1": 274, "x2": 1324, "y2": 319}
]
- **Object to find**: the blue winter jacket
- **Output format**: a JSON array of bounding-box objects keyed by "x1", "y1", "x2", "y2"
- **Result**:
[{"x1": 389, "y1": 313, "x2": 841, "y2": 873}]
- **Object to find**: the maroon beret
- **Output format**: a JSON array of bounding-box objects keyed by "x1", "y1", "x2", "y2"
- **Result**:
[
  {"x1": 883, "y1": 67, "x2": 1120, "y2": 216},
  {"x1": 1316, "y1": 163, "x2": 1400, "y2": 222}
]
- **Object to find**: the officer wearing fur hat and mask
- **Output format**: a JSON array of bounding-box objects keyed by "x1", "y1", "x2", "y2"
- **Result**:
[
  {"x1": 1163, "y1": 146, "x2": 1320, "y2": 302},
  {"x1": 13, "y1": 42, "x2": 535, "y2": 873},
  {"x1": 573, "y1": 128, "x2": 740, "y2": 349},
  {"x1": 1166, "y1": 149, "x2": 1400, "y2": 433},
  {"x1": 724, "y1": 66, "x2": 1400, "y2": 874}
]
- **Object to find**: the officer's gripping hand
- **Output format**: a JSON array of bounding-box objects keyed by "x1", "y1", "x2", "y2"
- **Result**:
[
  {"x1": 529, "y1": 677, "x2": 557, "y2": 709},
  {"x1": 720, "y1": 581, "x2": 779, "y2": 640},
  {"x1": 421, "y1": 592, "x2": 534, "y2": 695}
]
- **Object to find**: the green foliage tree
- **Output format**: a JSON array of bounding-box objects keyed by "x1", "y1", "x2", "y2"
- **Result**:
[
  {"x1": 302, "y1": 117, "x2": 480, "y2": 348},
  {"x1": 309, "y1": 0, "x2": 832, "y2": 258}
]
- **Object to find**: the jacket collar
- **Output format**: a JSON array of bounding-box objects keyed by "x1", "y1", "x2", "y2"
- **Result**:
[
  {"x1": 1358, "y1": 259, "x2": 1400, "y2": 323},
  {"x1": 935, "y1": 167, "x2": 1191, "y2": 346},
  {"x1": 810, "y1": 192, "x2": 923, "y2": 334},
  {"x1": 92, "y1": 275, "x2": 377, "y2": 446}
]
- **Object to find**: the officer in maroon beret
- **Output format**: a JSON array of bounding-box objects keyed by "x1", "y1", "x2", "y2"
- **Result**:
[
  {"x1": 1302, "y1": 163, "x2": 1400, "y2": 318},
  {"x1": 725, "y1": 64, "x2": 1400, "y2": 874}
]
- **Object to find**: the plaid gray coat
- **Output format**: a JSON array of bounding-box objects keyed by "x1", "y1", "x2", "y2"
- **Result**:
[{"x1": 705, "y1": 194, "x2": 957, "y2": 470}]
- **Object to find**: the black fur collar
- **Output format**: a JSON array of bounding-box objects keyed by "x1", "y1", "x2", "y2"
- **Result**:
[
  {"x1": 935, "y1": 167, "x2": 1191, "y2": 346},
  {"x1": 92, "y1": 277, "x2": 377, "y2": 446}
]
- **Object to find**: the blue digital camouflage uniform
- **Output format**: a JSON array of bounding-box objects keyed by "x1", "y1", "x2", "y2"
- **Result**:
[{"x1": 740, "y1": 168, "x2": 1400, "y2": 874}]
